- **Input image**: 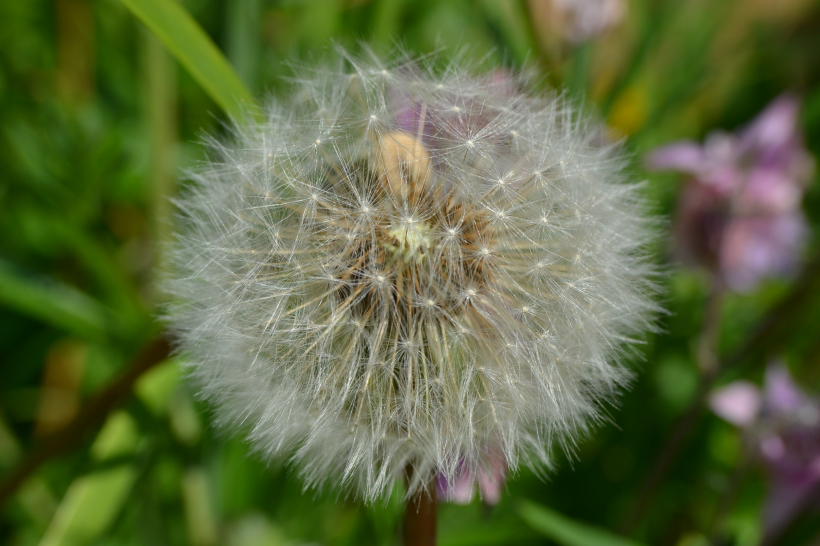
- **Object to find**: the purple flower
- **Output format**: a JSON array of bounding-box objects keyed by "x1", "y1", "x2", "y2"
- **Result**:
[
  {"x1": 709, "y1": 364, "x2": 820, "y2": 538},
  {"x1": 647, "y1": 95, "x2": 814, "y2": 291},
  {"x1": 437, "y1": 447, "x2": 507, "y2": 505},
  {"x1": 530, "y1": 0, "x2": 626, "y2": 43}
]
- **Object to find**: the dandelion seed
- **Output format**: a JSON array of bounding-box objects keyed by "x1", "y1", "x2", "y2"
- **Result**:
[{"x1": 164, "y1": 50, "x2": 660, "y2": 502}]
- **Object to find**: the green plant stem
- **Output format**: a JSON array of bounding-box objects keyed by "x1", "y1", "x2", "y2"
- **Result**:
[
  {"x1": 0, "y1": 335, "x2": 171, "y2": 509},
  {"x1": 707, "y1": 438, "x2": 751, "y2": 539},
  {"x1": 620, "y1": 254, "x2": 820, "y2": 535},
  {"x1": 620, "y1": 281, "x2": 725, "y2": 533},
  {"x1": 143, "y1": 30, "x2": 178, "y2": 273},
  {"x1": 764, "y1": 481, "x2": 820, "y2": 546}
]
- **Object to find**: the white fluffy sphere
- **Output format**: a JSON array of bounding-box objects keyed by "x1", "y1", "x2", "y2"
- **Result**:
[{"x1": 165, "y1": 52, "x2": 659, "y2": 501}]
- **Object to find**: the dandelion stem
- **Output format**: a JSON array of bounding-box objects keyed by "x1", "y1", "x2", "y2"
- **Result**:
[{"x1": 403, "y1": 474, "x2": 437, "y2": 546}]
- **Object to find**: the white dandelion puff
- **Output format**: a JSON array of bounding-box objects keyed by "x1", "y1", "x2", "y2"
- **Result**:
[{"x1": 164, "y1": 51, "x2": 660, "y2": 502}]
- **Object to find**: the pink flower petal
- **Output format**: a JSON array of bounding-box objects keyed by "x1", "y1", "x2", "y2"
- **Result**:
[
  {"x1": 741, "y1": 94, "x2": 801, "y2": 152},
  {"x1": 437, "y1": 465, "x2": 475, "y2": 504},
  {"x1": 709, "y1": 381, "x2": 762, "y2": 426},
  {"x1": 645, "y1": 142, "x2": 705, "y2": 174},
  {"x1": 760, "y1": 434, "x2": 786, "y2": 460},
  {"x1": 741, "y1": 168, "x2": 804, "y2": 213},
  {"x1": 719, "y1": 214, "x2": 806, "y2": 292},
  {"x1": 765, "y1": 364, "x2": 807, "y2": 413},
  {"x1": 476, "y1": 457, "x2": 507, "y2": 506}
]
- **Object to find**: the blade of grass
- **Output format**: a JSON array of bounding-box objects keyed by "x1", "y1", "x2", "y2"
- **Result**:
[
  {"x1": 0, "y1": 259, "x2": 113, "y2": 340},
  {"x1": 519, "y1": 500, "x2": 647, "y2": 546},
  {"x1": 119, "y1": 0, "x2": 256, "y2": 121},
  {"x1": 479, "y1": 0, "x2": 536, "y2": 67},
  {"x1": 58, "y1": 219, "x2": 148, "y2": 328},
  {"x1": 226, "y1": 0, "x2": 260, "y2": 91},
  {"x1": 143, "y1": 31, "x2": 178, "y2": 271}
]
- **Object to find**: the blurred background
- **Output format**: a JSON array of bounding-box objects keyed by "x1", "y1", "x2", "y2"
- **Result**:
[{"x1": 2, "y1": 0, "x2": 820, "y2": 545}]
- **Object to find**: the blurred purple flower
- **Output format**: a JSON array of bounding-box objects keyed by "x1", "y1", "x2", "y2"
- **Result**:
[
  {"x1": 647, "y1": 95, "x2": 814, "y2": 291},
  {"x1": 530, "y1": 0, "x2": 625, "y2": 43},
  {"x1": 437, "y1": 448, "x2": 507, "y2": 505},
  {"x1": 557, "y1": 0, "x2": 626, "y2": 42},
  {"x1": 709, "y1": 364, "x2": 820, "y2": 537},
  {"x1": 709, "y1": 380, "x2": 761, "y2": 427}
]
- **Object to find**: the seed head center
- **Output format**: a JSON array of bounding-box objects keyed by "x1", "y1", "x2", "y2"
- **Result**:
[{"x1": 385, "y1": 219, "x2": 433, "y2": 262}]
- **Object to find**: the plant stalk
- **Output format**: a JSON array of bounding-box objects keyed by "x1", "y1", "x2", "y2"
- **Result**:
[
  {"x1": 0, "y1": 335, "x2": 171, "y2": 508},
  {"x1": 403, "y1": 477, "x2": 437, "y2": 546}
]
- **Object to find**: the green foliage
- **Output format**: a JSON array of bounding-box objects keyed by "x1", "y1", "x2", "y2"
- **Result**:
[
  {"x1": 0, "y1": 259, "x2": 115, "y2": 341},
  {"x1": 519, "y1": 500, "x2": 646, "y2": 546},
  {"x1": 120, "y1": 0, "x2": 256, "y2": 120},
  {"x1": 39, "y1": 413, "x2": 141, "y2": 546}
]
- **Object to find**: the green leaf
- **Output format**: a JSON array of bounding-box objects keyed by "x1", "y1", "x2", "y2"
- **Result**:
[
  {"x1": 57, "y1": 218, "x2": 148, "y2": 329},
  {"x1": 39, "y1": 412, "x2": 141, "y2": 546},
  {"x1": 440, "y1": 524, "x2": 537, "y2": 546},
  {"x1": 134, "y1": 359, "x2": 181, "y2": 416},
  {"x1": 0, "y1": 259, "x2": 113, "y2": 340},
  {"x1": 518, "y1": 501, "x2": 647, "y2": 546},
  {"x1": 478, "y1": 0, "x2": 536, "y2": 66},
  {"x1": 182, "y1": 467, "x2": 218, "y2": 546},
  {"x1": 119, "y1": 0, "x2": 256, "y2": 120}
]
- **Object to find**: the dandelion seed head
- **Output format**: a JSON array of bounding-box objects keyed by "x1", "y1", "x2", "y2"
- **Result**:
[{"x1": 165, "y1": 50, "x2": 660, "y2": 501}]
